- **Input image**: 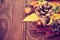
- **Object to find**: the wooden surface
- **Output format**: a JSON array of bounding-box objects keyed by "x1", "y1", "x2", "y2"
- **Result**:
[
  {"x1": 0, "y1": 0, "x2": 26, "y2": 40},
  {"x1": 0, "y1": 0, "x2": 60, "y2": 40}
]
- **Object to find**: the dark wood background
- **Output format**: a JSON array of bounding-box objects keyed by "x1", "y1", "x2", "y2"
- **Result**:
[{"x1": 0, "y1": 0, "x2": 60, "y2": 40}]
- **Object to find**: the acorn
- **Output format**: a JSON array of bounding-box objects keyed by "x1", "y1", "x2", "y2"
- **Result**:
[{"x1": 24, "y1": 7, "x2": 32, "y2": 14}]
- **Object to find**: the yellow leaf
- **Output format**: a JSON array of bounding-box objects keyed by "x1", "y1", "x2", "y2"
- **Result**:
[
  {"x1": 23, "y1": 13, "x2": 40, "y2": 22},
  {"x1": 48, "y1": 14, "x2": 60, "y2": 25},
  {"x1": 51, "y1": 14, "x2": 60, "y2": 20}
]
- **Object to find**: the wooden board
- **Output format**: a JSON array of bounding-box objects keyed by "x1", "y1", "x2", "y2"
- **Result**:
[
  {"x1": 7, "y1": 0, "x2": 27, "y2": 40},
  {"x1": 0, "y1": 0, "x2": 13, "y2": 40},
  {"x1": 0, "y1": 0, "x2": 26, "y2": 40}
]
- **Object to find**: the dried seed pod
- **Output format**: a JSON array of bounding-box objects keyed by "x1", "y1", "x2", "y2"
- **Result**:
[{"x1": 39, "y1": 2, "x2": 53, "y2": 17}]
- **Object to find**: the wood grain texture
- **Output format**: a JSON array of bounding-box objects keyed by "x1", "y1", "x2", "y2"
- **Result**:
[
  {"x1": 10, "y1": 0, "x2": 27, "y2": 40},
  {"x1": 7, "y1": 0, "x2": 27, "y2": 40},
  {"x1": 0, "y1": 0, "x2": 26, "y2": 40},
  {"x1": 0, "y1": 0, "x2": 12, "y2": 40}
]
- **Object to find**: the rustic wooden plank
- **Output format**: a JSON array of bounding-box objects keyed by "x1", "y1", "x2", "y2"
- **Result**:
[
  {"x1": 0, "y1": 0, "x2": 13, "y2": 40},
  {"x1": 0, "y1": 0, "x2": 27, "y2": 40},
  {"x1": 7, "y1": 0, "x2": 27, "y2": 40}
]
